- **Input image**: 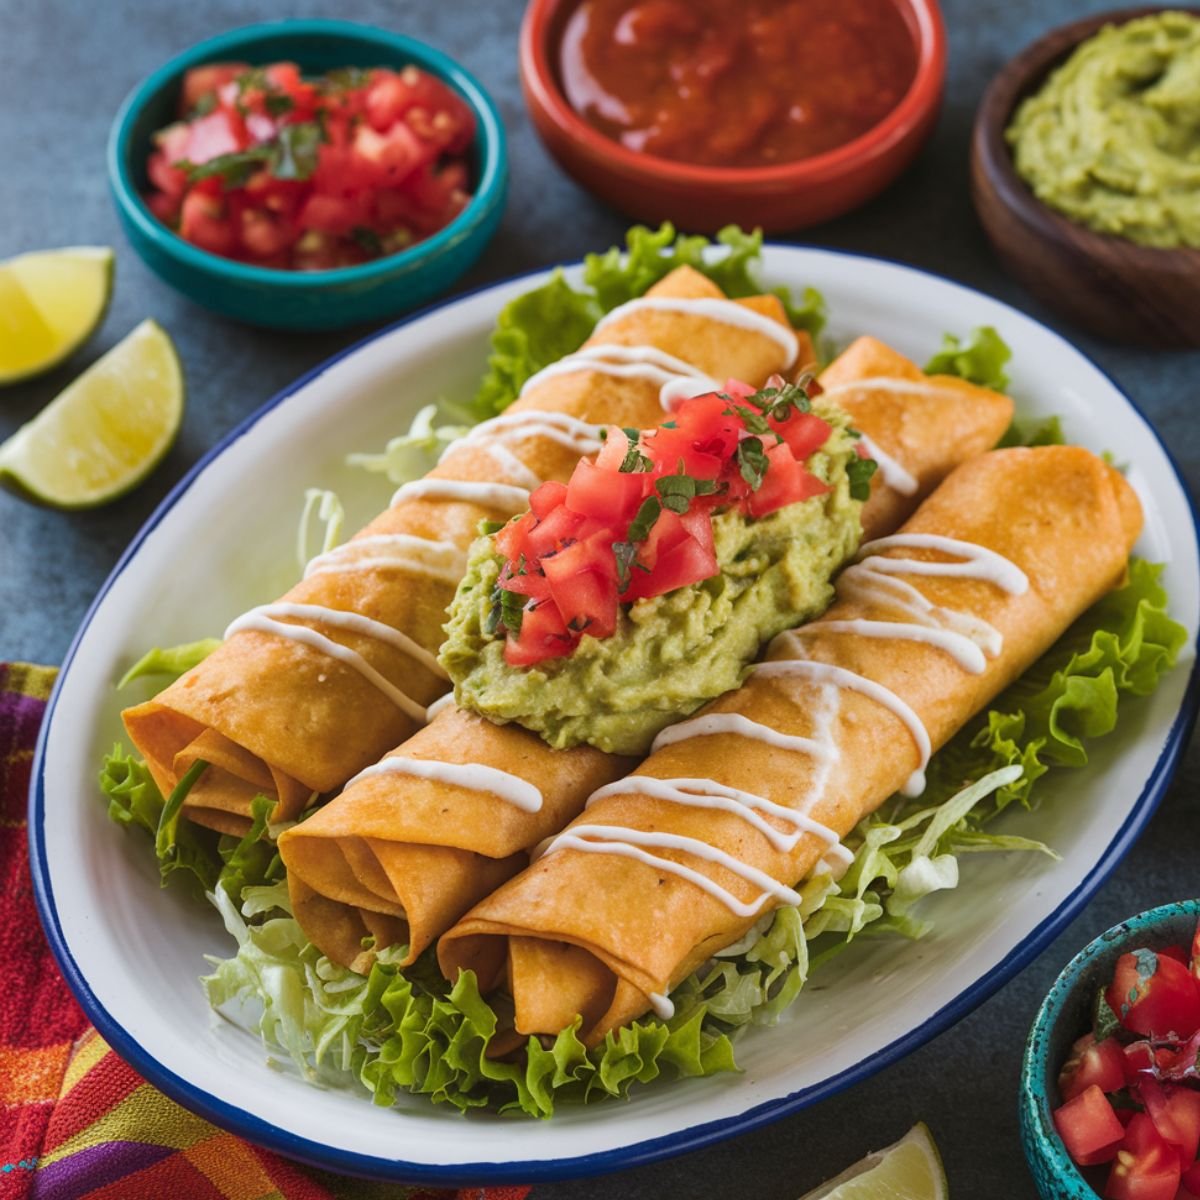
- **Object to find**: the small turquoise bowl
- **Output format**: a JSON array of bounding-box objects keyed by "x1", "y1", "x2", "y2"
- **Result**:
[
  {"x1": 1020, "y1": 899, "x2": 1200, "y2": 1198},
  {"x1": 107, "y1": 20, "x2": 508, "y2": 331}
]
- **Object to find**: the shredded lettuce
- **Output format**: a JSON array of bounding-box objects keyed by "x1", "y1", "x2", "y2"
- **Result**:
[
  {"x1": 201, "y1": 558, "x2": 1186, "y2": 1116},
  {"x1": 472, "y1": 224, "x2": 826, "y2": 420},
  {"x1": 295, "y1": 488, "x2": 345, "y2": 571},
  {"x1": 100, "y1": 747, "x2": 281, "y2": 901},
  {"x1": 346, "y1": 404, "x2": 473, "y2": 486},
  {"x1": 925, "y1": 325, "x2": 1012, "y2": 391},
  {"x1": 117, "y1": 638, "x2": 220, "y2": 689}
]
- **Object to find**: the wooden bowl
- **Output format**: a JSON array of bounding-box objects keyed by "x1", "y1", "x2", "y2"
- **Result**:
[{"x1": 970, "y1": 7, "x2": 1200, "y2": 348}]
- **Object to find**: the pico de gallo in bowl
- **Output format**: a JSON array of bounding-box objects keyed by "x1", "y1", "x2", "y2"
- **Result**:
[
  {"x1": 107, "y1": 20, "x2": 507, "y2": 328},
  {"x1": 146, "y1": 60, "x2": 475, "y2": 270},
  {"x1": 1021, "y1": 901, "x2": 1200, "y2": 1200}
]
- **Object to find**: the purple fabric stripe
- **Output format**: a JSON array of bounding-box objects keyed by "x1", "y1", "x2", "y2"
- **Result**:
[
  {"x1": 0, "y1": 684, "x2": 49, "y2": 761},
  {"x1": 31, "y1": 1140, "x2": 175, "y2": 1199}
]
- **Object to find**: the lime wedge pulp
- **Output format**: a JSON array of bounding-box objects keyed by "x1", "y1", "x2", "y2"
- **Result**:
[
  {"x1": 798, "y1": 1123, "x2": 948, "y2": 1200},
  {"x1": 0, "y1": 320, "x2": 184, "y2": 509},
  {"x1": 0, "y1": 246, "x2": 114, "y2": 385}
]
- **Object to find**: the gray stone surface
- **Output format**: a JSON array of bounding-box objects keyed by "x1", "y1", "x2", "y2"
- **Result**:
[{"x1": 1, "y1": 0, "x2": 1197, "y2": 1195}]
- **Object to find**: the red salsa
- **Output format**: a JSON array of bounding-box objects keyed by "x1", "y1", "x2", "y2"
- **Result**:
[
  {"x1": 558, "y1": 0, "x2": 918, "y2": 168},
  {"x1": 145, "y1": 62, "x2": 475, "y2": 270},
  {"x1": 1052, "y1": 921, "x2": 1200, "y2": 1198}
]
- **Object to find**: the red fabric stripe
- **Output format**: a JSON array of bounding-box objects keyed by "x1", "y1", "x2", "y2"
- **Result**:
[{"x1": 39, "y1": 1048, "x2": 143, "y2": 1154}]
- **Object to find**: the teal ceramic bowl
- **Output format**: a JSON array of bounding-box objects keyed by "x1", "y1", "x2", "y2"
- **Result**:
[
  {"x1": 1020, "y1": 899, "x2": 1200, "y2": 1198},
  {"x1": 107, "y1": 20, "x2": 508, "y2": 331}
]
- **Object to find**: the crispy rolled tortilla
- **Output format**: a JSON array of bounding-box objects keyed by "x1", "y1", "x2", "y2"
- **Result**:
[
  {"x1": 437, "y1": 446, "x2": 1143, "y2": 1044},
  {"x1": 123, "y1": 266, "x2": 798, "y2": 835},
  {"x1": 278, "y1": 340, "x2": 1013, "y2": 972}
]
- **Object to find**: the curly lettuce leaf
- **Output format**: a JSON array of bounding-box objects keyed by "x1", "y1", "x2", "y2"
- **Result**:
[
  {"x1": 201, "y1": 555, "x2": 1184, "y2": 1116},
  {"x1": 346, "y1": 404, "x2": 474, "y2": 485},
  {"x1": 295, "y1": 487, "x2": 345, "y2": 571},
  {"x1": 100, "y1": 744, "x2": 280, "y2": 902},
  {"x1": 925, "y1": 326, "x2": 1012, "y2": 391},
  {"x1": 117, "y1": 638, "x2": 220, "y2": 689},
  {"x1": 471, "y1": 224, "x2": 826, "y2": 419}
]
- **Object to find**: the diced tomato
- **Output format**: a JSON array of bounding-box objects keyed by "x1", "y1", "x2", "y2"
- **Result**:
[
  {"x1": 1054, "y1": 1084, "x2": 1126, "y2": 1167},
  {"x1": 1126, "y1": 1042, "x2": 1182, "y2": 1087},
  {"x1": 147, "y1": 150, "x2": 189, "y2": 201},
  {"x1": 179, "y1": 62, "x2": 250, "y2": 116},
  {"x1": 595, "y1": 426, "x2": 635, "y2": 472},
  {"x1": 625, "y1": 534, "x2": 718, "y2": 601},
  {"x1": 179, "y1": 190, "x2": 237, "y2": 256},
  {"x1": 264, "y1": 61, "x2": 319, "y2": 111},
  {"x1": 239, "y1": 208, "x2": 296, "y2": 259},
  {"x1": 747, "y1": 441, "x2": 829, "y2": 517},
  {"x1": 1183, "y1": 1161, "x2": 1200, "y2": 1192},
  {"x1": 1162, "y1": 946, "x2": 1191, "y2": 965},
  {"x1": 353, "y1": 121, "x2": 433, "y2": 186},
  {"x1": 1140, "y1": 1079, "x2": 1200, "y2": 1166},
  {"x1": 774, "y1": 410, "x2": 832, "y2": 460},
  {"x1": 530, "y1": 481, "x2": 567, "y2": 520},
  {"x1": 297, "y1": 192, "x2": 370, "y2": 237},
  {"x1": 1060, "y1": 1034, "x2": 1129, "y2": 1102},
  {"x1": 504, "y1": 599, "x2": 571, "y2": 667},
  {"x1": 631, "y1": 508, "x2": 689, "y2": 574},
  {"x1": 542, "y1": 557, "x2": 618, "y2": 640},
  {"x1": 566, "y1": 458, "x2": 647, "y2": 523},
  {"x1": 524, "y1": 505, "x2": 585, "y2": 561},
  {"x1": 1109, "y1": 952, "x2": 1200, "y2": 1039},
  {"x1": 1191, "y1": 919, "x2": 1200, "y2": 982},
  {"x1": 1107, "y1": 1113, "x2": 1182, "y2": 1200},
  {"x1": 183, "y1": 108, "x2": 248, "y2": 164}
]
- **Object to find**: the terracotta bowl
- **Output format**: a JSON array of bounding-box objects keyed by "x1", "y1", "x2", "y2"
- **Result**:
[
  {"x1": 519, "y1": 0, "x2": 947, "y2": 234},
  {"x1": 971, "y1": 7, "x2": 1200, "y2": 348}
]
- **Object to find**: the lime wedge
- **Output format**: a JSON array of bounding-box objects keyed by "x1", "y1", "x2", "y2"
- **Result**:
[
  {"x1": 0, "y1": 320, "x2": 184, "y2": 508},
  {"x1": 798, "y1": 1123, "x2": 947, "y2": 1200},
  {"x1": 0, "y1": 246, "x2": 114, "y2": 385}
]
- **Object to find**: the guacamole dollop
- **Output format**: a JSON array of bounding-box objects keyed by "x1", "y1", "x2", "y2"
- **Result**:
[
  {"x1": 438, "y1": 411, "x2": 862, "y2": 756},
  {"x1": 1006, "y1": 11, "x2": 1200, "y2": 249}
]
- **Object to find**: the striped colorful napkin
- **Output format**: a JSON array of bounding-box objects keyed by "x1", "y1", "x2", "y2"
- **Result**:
[{"x1": 0, "y1": 663, "x2": 530, "y2": 1200}]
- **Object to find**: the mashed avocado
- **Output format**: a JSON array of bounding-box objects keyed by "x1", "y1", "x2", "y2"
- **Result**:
[
  {"x1": 1006, "y1": 11, "x2": 1200, "y2": 249},
  {"x1": 439, "y1": 408, "x2": 862, "y2": 756}
]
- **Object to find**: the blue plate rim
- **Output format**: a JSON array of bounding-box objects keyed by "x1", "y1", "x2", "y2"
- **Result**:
[{"x1": 28, "y1": 244, "x2": 1200, "y2": 1187}]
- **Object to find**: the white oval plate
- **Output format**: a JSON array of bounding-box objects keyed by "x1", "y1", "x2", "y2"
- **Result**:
[{"x1": 30, "y1": 248, "x2": 1200, "y2": 1186}]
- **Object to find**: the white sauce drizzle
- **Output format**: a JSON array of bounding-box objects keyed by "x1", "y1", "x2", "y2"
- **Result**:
[
  {"x1": 592, "y1": 298, "x2": 800, "y2": 365},
  {"x1": 651, "y1": 712, "x2": 837, "y2": 760},
  {"x1": 344, "y1": 755, "x2": 543, "y2": 813},
  {"x1": 542, "y1": 824, "x2": 804, "y2": 918},
  {"x1": 814, "y1": 619, "x2": 988, "y2": 673},
  {"x1": 303, "y1": 534, "x2": 467, "y2": 584},
  {"x1": 424, "y1": 692, "x2": 456, "y2": 721},
  {"x1": 648, "y1": 992, "x2": 675, "y2": 1020},
  {"x1": 518, "y1": 345, "x2": 719, "y2": 412},
  {"x1": 224, "y1": 603, "x2": 436, "y2": 722},
  {"x1": 587, "y1": 776, "x2": 851, "y2": 867},
  {"x1": 818, "y1": 377, "x2": 974, "y2": 403},
  {"x1": 852, "y1": 534, "x2": 1030, "y2": 594},
  {"x1": 389, "y1": 479, "x2": 531, "y2": 512},
  {"x1": 856, "y1": 433, "x2": 918, "y2": 496},
  {"x1": 755, "y1": 657, "x2": 932, "y2": 797},
  {"x1": 445, "y1": 409, "x2": 606, "y2": 488}
]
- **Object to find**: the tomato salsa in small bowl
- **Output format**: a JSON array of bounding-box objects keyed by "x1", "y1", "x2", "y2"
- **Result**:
[
  {"x1": 1021, "y1": 900, "x2": 1200, "y2": 1199},
  {"x1": 520, "y1": 0, "x2": 945, "y2": 232},
  {"x1": 108, "y1": 20, "x2": 507, "y2": 330}
]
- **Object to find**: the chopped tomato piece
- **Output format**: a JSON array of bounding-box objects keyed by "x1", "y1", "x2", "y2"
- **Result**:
[
  {"x1": 530, "y1": 481, "x2": 567, "y2": 519},
  {"x1": 1060, "y1": 1034, "x2": 1129, "y2": 1102},
  {"x1": 1162, "y1": 946, "x2": 1191, "y2": 965},
  {"x1": 179, "y1": 190, "x2": 237, "y2": 256},
  {"x1": 1054, "y1": 1084, "x2": 1126, "y2": 1167},
  {"x1": 179, "y1": 62, "x2": 250, "y2": 116},
  {"x1": 774, "y1": 410, "x2": 833, "y2": 460},
  {"x1": 183, "y1": 108, "x2": 248, "y2": 164},
  {"x1": 1106, "y1": 1113, "x2": 1182, "y2": 1200},
  {"x1": 1140, "y1": 1079, "x2": 1200, "y2": 1165},
  {"x1": 567, "y1": 458, "x2": 647, "y2": 522},
  {"x1": 747, "y1": 442, "x2": 829, "y2": 517},
  {"x1": 1183, "y1": 1161, "x2": 1200, "y2": 1192},
  {"x1": 1109, "y1": 951, "x2": 1200, "y2": 1039},
  {"x1": 505, "y1": 600, "x2": 570, "y2": 667}
]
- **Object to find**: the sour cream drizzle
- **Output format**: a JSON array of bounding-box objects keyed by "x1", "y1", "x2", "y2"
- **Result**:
[
  {"x1": 389, "y1": 479, "x2": 531, "y2": 512},
  {"x1": 542, "y1": 824, "x2": 804, "y2": 918},
  {"x1": 445, "y1": 410, "x2": 606, "y2": 488},
  {"x1": 344, "y1": 755, "x2": 543, "y2": 813},
  {"x1": 518, "y1": 345, "x2": 719, "y2": 412},
  {"x1": 303, "y1": 534, "x2": 467, "y2": 584},
  {"x1": 651, "y1": 712, "x2": 836, "y2": 759},
  {"x1": 592, "y1": 297, "x2": 800, "y2": 365},
  {"x1": 224, "y1": 603, "x2": 440, "y2": 722},
  {"x1": 851, "y1": 534, "x2": 1030, "y2": 594},
  {"x1": 587, "y1": 776, "x2": 851, "y2": 866},
  {"x1": 856, "y1": 433, "x2": 918, "y2": 496},
  {"x1": 424, "y1": 692, "x2": 456, "y2": 721},
  {"x1": 818, "y1": 377, "x2": 975, "y2": 404}
]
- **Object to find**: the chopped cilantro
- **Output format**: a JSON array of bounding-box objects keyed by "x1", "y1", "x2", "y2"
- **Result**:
[
  {"x1": 178, "y1": 146, "x2": 274, "y2": 188},
  {"x1": 736, "y1": 437, "x2": 770, "y2": 490},
  {"x1": 272, "y1": 120, "x2": 325, "y2": 181},
  {"x1": 178, "y1": 118, "x2": 325, "y2": 188},
  {"x1": 847, "y1": 455, "x2": 878, "y2": 501},
  {"x1": 618, "y1": 431, "x2": 653, "y2": 474},
  {"x1": 188, "y1": 92, "x2": 218, "y2": 119},
  {"x1": 352, "y1": 226, "x2": 384, "y2": 257},
  {"x1": 655, "y1": 469, "x2": 717, "y2": 513}
]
